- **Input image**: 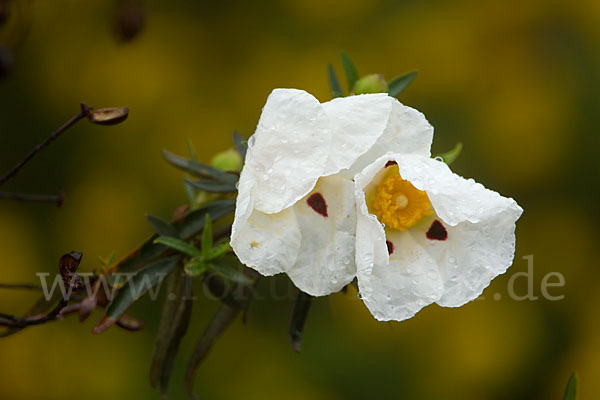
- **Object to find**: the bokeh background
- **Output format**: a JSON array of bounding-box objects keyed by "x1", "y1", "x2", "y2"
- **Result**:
[{"x1": 1, "y1": 0, "x2": 599, "y2": 399}]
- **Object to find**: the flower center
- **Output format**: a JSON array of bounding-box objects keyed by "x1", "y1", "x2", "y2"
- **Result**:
[{"x1": 372, "y1": 172, "x2": 433, "y2": 231}]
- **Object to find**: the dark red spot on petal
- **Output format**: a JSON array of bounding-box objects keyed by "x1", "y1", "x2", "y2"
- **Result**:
[
  {"x1": 307, "y1": 192, "x2": 328, "y2": 217},
  {"x1": 386, "y1": 240, "x2": 394, "y2": 255},
  {"x1": 385, "y1": 160, "x2": 397, "y2": 168},
  {"x1": 426, "y1": 220, "x2": 448, "y2": 241}
]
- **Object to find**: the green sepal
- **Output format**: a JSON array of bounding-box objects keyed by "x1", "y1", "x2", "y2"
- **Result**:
[{"x1": 388, "y1": 71, "x2": 417, "y2": 97}]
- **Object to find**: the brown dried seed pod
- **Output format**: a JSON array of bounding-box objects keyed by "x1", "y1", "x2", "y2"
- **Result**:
[{"x1": 88, "y1": 107, "x2": 130, "y2": 126}]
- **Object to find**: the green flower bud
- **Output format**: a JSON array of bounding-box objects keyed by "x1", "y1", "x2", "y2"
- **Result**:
[
  {"x1": 211, "y1": 148, "x2": 242, "y2": 172},
  {"x1": 353, "y1": 74, "x2": 389, "y2": 95}
]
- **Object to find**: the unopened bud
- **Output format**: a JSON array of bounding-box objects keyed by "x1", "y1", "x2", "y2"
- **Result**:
[
  {"x1": 211, "y1": 148, "x2": 242, "y2": 172},
  {"x1": 353, "y1": 74, "x2": 389, "y2": 95}
]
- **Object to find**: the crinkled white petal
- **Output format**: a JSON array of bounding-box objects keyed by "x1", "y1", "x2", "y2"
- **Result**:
[
  {"x1": 357, "y1": 231, "x2": 444, "y2": 321},
  {"x1": 395, "y1": 154, "x2": 522, "y2": 227},
  {"x1": 344, "y1": 100, "x2": 434, "y2": 178},
  {"x1": 231, "y1": 175, "x2": 357, "y2": 296},
  {"x1": 244, "y1": 88, "x2": 331, "y2": 214},
  {"x1": 393, "y1": 154, "x2": 523, "y2": 307},
  {"x1": 355, "y1": 156, "x2": 443, "y2": 321},
  {"x1": 230, "y1": 174, "x2": 302, "y2": 276},
  {"x1": 286, "y1": 174, "x2": 357, "y2": 296},
  {"x1": 354, "y1": 154, "x2": 523, "y2": 320},
  {"x1": 321, "y1": 94, "x2": 393, "y2": 175}
]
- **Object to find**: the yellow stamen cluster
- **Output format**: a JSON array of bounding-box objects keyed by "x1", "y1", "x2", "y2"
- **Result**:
[{"x1": 372, "y1": 172, "x2": 433, "y2": 231}]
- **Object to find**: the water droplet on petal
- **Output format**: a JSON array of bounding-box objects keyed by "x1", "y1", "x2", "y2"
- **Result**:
[
  {"x1": 434, "y1": 156, "x2": 444, "y2": 162},
  {"x1": 248, "y1": 136, "x2": 256, "y2": 148},
  {"x1": 267, "y1": 168, "x2": 273, "y2": 174},
  {"x1": 262, "y1": 174, "x2": 269, "y2": 181}
]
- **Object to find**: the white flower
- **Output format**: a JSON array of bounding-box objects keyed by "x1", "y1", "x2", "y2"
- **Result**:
[
  {"x1": 355, "y1": 154, "x2": 523, "y2": 321},
  {"x1": 230, "y1": 88, "x2": 433, "y2": 296}
]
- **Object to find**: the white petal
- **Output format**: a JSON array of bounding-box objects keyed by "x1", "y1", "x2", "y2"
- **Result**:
[
  {"x1": 394, "y1": 154, "x2": 522, "y2": 227},
  {"x1": 357, "y1": 231, "x2": 444, "y2": 321},
  {"x1": 286, "y1": 174, "x2": 357, "y2": 296},
  {"x1": 354, "y1": 156, "x2": 393, "y2": 272},
  {"x1": 392, "y1": 154, "x2": 523, "y2": 307},
  {"x1": 344, "y1": 100, "x2": 433, "y2": 177},
  {"x1": 321, "y1": 94, "x2": 393, "y2": 175},
  {"x1": 355, "y1": 154, "x2": 522, "y2": 319},
  {"x1": 354, "y1": 156, "x2": 444, "y2": 321},
  {"x1": 230, "y1": 184, "x2": 302, "y2": 277},
  {"x1": 245, "y1": 89, "x2": 331, "y2": 214},
  {"x1": 231, "y1": 174, "x2": 357, "y2": 296}
]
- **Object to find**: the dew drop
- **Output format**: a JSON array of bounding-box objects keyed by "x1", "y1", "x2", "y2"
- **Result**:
[
  {"x1": 248, "y1": 136, "x2": 256, "y2": 148},
  {"x1": 262, "y1": 174, "x2": 269, "y2": 181},
  {"x1": 434, "y1": 156, "x2": 444, "y2": 162},
  {"x1": 267, "y1": 168, "x2": 273, "y2": 174},
  {"x1": 281, "y1": 138, "x2": 288, "y2": 144}
]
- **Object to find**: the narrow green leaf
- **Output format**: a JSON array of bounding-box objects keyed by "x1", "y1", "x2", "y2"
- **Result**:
[
  {"x1": 340, "y1": 51, "x2": 359, "y2": 92},
  {"x1": 185, "y1": 304, "x2": 239, "y2": 397},
  {"x1": 564, "y1": 372, "x2": 579, "y2": 400},
  {"x1": 185, "y1": 178, "x2": 237, "y2": 193},
  {"x1": 186, "y1": 139, "x2": 199, "y2": 162},
  {"x1": 435, "y1": 142, "x2": 463, "y2": 165},
  {"x1": 201, "y1": 214, "x2": 213, "y2": 260},
  {"x1": 232, "y1": 130, "x2": 247, "y2": 159},
  {"x1": 327, "y1": 63, "x2": 344, "y2": 99},
  {"x1": 113, "y1": 200, "x2": 235, "y2": 273},
  {"x1": 146, "y1": 214, "x2": 179, "y2": 238},
  {"x1": 208, "y1": 259, "x2": 252, "y2": 284},
  {"x1": 177, "y1": 199, "x2": 235, "y2": 239},
  {"x1": 154, "y1": 237, "x2": 200, "y2": 257},
  {"x1": 185, "y1": 271, "x2": 258, "y2": 397},
  {"x1": 94, "y1": 256, "x2": 180, "y2": 333},
  {"x1": 289, "y1": 289, "x2": 313, "y2": 353},
  {"x1": 150, "y1": 267, "x2": 193, "y2": 397},
  {"x1": 388, "y1": 71, "x2": 418, "y2": 97},
  {"x1": 208, "y1": 241, "x2": 230, "y2": 260},
  {"x1": 184, "y1": 179, "x2": 197, "y2": 206},
  {"x1": 162, "y1": 149, "x2": 238, "y2": 184}
]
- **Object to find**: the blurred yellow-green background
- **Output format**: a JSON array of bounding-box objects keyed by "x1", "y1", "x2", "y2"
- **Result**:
[{"x1": 1, "y1": 0, "x2": 599, "y2": 398}]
